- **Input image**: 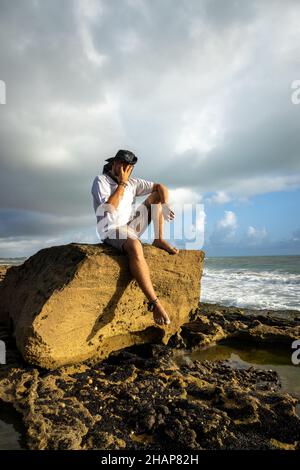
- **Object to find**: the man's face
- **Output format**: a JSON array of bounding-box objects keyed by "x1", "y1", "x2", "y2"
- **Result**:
[{"x1": 112, "y1": 160, "x2": 134, "y2": 177}]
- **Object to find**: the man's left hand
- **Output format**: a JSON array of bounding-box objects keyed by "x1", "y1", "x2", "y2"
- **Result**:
[{"x1": 162, "y1": 202, "x2": 175, "y2": 221}]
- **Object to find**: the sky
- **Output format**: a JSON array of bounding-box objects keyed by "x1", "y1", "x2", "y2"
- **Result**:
[{"x1": 0, "y1": 0, "x2": 300, "y2": 258}]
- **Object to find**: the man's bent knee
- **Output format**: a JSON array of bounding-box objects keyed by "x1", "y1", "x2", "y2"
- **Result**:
[
  {"x1": 144, "y1": 190, "x2": 161, "y2": 207},
  {"x1": 123, "y1": 237, "x2": 143, "y2": 257}
]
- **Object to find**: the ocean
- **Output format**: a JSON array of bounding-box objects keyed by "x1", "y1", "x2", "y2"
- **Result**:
[
  {"x1": 0, "y1": 254, "x2": 299, "y2": 311},
  {"x1": 201, "y1": 255, "x2": 300, "y2": 311},
  {"x1": 0, "y1": 257, "x2": 27, "y2": 266}
]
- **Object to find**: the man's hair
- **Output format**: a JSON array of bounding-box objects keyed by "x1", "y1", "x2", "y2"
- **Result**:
[
  {"x1": 102, "y1": 158, "x2": 130, "y2": 175},
  {"x1": 102, "y1": 161, "x2": 113, "y2": 174}
]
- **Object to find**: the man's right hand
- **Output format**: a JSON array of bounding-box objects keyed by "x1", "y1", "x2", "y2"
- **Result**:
[{"x1": 118, "y1": 164, "x2": 133, "y2": 184}]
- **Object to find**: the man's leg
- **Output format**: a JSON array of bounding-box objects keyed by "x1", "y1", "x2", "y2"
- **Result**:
[
  {"x1": 122, "y1": 237, "x2": 171, "y2": 326},
  {"x1": 132, "y1": 190, "x2": 179, "y2": 255}
]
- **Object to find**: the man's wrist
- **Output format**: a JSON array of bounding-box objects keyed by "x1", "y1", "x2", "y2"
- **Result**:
[{"x1": 118, "y1": 181, "x2": 128, "y2": 188}]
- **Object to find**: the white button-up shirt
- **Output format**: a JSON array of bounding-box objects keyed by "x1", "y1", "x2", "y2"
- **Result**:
[{"x1": 91, "y1": 173, "x2": 154, "y2": 240}]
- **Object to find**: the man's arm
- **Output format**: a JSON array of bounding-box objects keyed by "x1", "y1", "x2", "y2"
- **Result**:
[
  {"x1": 106, "y1": 184, "x2": 126, "y2": 211},
  {"x1": 107, "y1": 165, "x2": 132, "y2": 211}
]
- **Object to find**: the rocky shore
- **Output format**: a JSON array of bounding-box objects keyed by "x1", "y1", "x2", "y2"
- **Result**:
[
  {"x1": 1, "y1": 293, "x2": 299, "y2": 450},
  {"x1": 173, "y1": 302, "x2": 300, "y2": 350}
]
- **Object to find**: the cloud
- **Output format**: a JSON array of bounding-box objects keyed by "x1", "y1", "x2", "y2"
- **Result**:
[
  {"x1": 209, "y1": 210, "x2": 238, "y2": 244},
  {"x1": 208, "y1": 211, "x2": 269, "y2": 249},
  {"x1": 0, "y1": 230, "x2": 98, "y2": 258},
  {"x1": 168, "y1": 187, "x2": 202, "y2": 205},
  {"x1": 218, "y1": 211, "x2": 237, "y2": 231},
  {"x1": 206, "y1": 190, "x2": 232, "y2": 205},
  {"x1": 246, "y1": 225, "x2": 268, "y2": 245},
  {"x1": 205, "y1": 213, "x2": 300, "y2": 256},
  {"x1": 275, "y1": 228, "x2": 300, "y2": 253},
  {"x1": 291, "y1": 228, "x2": 300, "y2": 242},
  {"x1": 0, "y1": 0, "x2": 299, "y2": 256},
  {"x1": 0, "y1": 208, "x2": 94, "y2": 237},
  {"x1": 0, "y1": 207, "x2": 98, "y2": 257}
]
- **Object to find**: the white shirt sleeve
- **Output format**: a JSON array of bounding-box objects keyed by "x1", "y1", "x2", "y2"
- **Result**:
[
  {"x1": 134, "y1": 177, "x2": 155, "y2": 197},
  {"x1": 91, "y1": 176, "x2": 119, "y2": 237},
  {"x1": 91, "y1": 176, "x2": 111, "y2": 210}
]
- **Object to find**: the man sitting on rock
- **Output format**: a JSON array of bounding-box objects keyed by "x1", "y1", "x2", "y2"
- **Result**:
[{"x1": 91, "y1": 149, "x2": 179, "y2": 326}]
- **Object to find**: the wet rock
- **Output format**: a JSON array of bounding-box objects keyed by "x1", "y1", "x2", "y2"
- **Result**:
[
  {"x1": 0, "y1": 266, "x2": 10, "y2": 283},
  {"x1": 0, "y1": 333, "x2": 299, "y2": 450},
  {"x1": 177, "y1": 302, "x2": 300, "y2": 349}
]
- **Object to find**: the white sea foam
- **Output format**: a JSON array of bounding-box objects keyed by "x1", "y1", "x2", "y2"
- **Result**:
[{"x1": 201, "y1": 266, "x2": 300, "y2": 310}]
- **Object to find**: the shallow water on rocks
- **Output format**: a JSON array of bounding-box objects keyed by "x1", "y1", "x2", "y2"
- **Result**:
[
  {"x1": 0, "y1": 403, "x2": 27, "y2": 450},
  {"x1": 173, "y1": 341, "x2": 300, "y2": 404}
]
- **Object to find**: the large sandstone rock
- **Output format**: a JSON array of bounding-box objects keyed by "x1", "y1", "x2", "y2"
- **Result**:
[
  {"x1": 0, "y1": 243, "x2": 204, "y2": 369},
  {"x1": 0, "y1": 265, "x2": 9, "y2": 283}
]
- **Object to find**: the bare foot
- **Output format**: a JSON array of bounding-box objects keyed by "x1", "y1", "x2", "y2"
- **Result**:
[
  {"x1": 152, "y1": 300, "x2": 171, "y2": 326},
  {"x1": 152, "y1": 238, "x2": 179, "y2": 255}
]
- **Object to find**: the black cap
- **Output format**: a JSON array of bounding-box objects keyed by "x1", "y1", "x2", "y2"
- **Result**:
[{"x1": 105, "y1": 149, "x2": 138, "y2": 165}]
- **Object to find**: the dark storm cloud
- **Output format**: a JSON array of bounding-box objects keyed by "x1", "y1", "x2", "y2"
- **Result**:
[
  {"x1": 0, "y1": 0, "x2": 299, "y2": 254},
  {"x1": 0, "y1": 208, "x2": 93, "y2": 237}
]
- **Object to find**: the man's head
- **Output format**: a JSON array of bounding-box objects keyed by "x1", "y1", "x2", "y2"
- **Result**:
[
  {"x1": 103, "y1": 149, "x2": 138, "y2": 177},
  {"x1": 111, "y1": 159, "x2": 134, "y2": 179}
]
